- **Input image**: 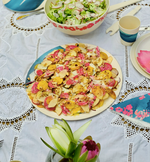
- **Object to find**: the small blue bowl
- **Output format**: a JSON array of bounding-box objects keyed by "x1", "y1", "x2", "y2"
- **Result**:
[{"x1": 3, "y1": 0, "x2": 45, "y2": 12}]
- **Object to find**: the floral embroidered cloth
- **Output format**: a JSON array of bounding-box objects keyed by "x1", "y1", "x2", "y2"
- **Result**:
[{"x1": 110, "y1": 93, "x2": 150, "y2": 125}]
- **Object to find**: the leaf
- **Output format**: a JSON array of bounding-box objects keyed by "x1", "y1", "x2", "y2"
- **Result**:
[
  {"x1": 45, "y1": 127, "x2": 66, "y2": 156},
  {"x1": 40, "y1": 138, "x2": 64, "y2": 157},
  {"x1": 54, "y1": 119, "x2": 59, "y2": 125},
  {"x1": 73, "y1": 120, "x2": 91, "y2": 143},
  {"x1": 73, "y1": 143, "x2": 83, "y2": 162},
  {"x1": 65, "y1": 141, "x2": 77, "y2": 157},
  {"x1": 54, "y1": 123, "x2": 72, "y2": 141},
  {"x1": 86, "y1": 155, "x2": 98, "y2": 162},
  {"x1": 77, "y1": 150, "x2": 88, "y2": 162},
  {"x1": 61, "y1": 119, "x2": 74, "y2": 141}
]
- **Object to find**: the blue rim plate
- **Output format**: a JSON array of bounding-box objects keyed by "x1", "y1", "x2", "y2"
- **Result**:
[{"x1": 25, "y1": 46, "x2": 64, "y2": 84}]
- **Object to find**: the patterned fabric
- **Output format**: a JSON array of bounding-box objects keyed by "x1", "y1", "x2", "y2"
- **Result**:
[{"x1": 110, "y1": 93, "x2": 150, "y2": 124}]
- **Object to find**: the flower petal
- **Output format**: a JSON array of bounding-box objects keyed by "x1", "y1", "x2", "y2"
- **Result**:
[
  {"x1": 51, "y1": 128, "x2": 70, "y2": 149},
  {"x1": 87, "y1": 149, "x2": 99, "y2": 161},
  {"x1": 87, "y1": 150, "x2": 93, "y2": 161},
  {"x1": 73, "y1": 120, "x2": 91, "y2": 143},
  {"x1": 45, "y1": 127, "x2": 66, "y2": 155},
  {"x1": 59, "y1": 119, "x2": 74, "y2": 141},
  {"x1": 81, "y1": 145, "x2": 87, "y2": 155}
]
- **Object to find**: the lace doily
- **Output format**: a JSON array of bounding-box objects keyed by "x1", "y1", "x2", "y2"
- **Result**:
[
  {"x1": 0, "y1": 77, "x2": 36, "y2": 132},
  {"x1": 4, "y1": 12, "x2": 53, "y2": 36},
  {"x1": 111, "y1": 79, "x2": 150, "y2": 142}
]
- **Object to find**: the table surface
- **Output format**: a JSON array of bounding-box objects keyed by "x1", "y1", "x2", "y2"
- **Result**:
[{"x1": 0, "y1": 0, "x2": 150, "y2": 162}]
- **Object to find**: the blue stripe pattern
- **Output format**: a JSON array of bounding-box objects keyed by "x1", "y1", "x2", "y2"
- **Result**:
[
  {"x1": 5, "y1": 0, "x2": 44, "y2": 11},
  {"x1": 119, "y1": 29, "x2": 138, "y2": 43}
]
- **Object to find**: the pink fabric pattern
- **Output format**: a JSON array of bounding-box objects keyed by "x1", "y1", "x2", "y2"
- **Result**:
[
  {"x1": 135, "y1": 110, "x2": 150, "y2": 120},
  {"x1": 139, "y1": 95, "x2": 145, "y2": 100},
  {"x1": 110, "y1": 107, "x2": 114, "y2": 110},
  {"x1": 115, "y1": 107, "x2": 123, "y2": 113}
]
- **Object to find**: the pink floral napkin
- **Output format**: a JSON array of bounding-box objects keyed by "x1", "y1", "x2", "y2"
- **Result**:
[{"x1": 110, "y1": 93, "x2": 150, "y2": 124}]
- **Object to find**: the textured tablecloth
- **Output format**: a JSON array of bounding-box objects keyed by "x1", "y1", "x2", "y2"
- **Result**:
[{"x1": 0, "y1": 0, "x2": 150, "y2": 162}]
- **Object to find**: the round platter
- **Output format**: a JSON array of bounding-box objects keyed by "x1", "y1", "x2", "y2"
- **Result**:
[
  {"x1": 2, "y1": 0, "x2": 45, "y2": 12},
  {"x1": 130, "y1": 33, "x2": 150, "y2": 79},
  {"x1": 25, "y1": 43, "x2": 123, "y2": 120}
]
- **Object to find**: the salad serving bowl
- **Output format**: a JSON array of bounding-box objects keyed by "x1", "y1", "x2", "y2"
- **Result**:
[{"x1": 44, "y1": 0, "x2": 110, "y2": 35}]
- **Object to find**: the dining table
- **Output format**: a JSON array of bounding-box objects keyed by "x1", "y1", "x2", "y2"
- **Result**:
[{"x1": 0, "y1": 0, "x2": 150, "y2": 161}]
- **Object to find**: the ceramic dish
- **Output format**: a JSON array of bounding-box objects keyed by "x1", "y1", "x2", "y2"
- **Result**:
[
  {"x1": 130, "y1": 33, "x2": 150, "y2": 79},
  {"x1": 136, "y1": 35, "x2": 150, "y2": 75},
  {"x1": 2, "y1": 0, "x2": 45, "y2": 12},
  {"x1": 44, "y1": 0, "x2": 110, "y2": 35},
  {"x1": 25, "y1": 43, "x2": 122, "y2": 120}
]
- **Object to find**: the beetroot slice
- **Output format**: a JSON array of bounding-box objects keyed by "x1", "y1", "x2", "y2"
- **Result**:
[
  {"x1": 107, "y1": 79, "x2": 116, "y2": 87},
  {"x1": 100, "y1": 63, "x2": 112, "y2": 71}
]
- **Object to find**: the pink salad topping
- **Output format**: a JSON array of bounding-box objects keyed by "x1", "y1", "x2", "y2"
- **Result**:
[
  {"x1": 77, "y1": 101, "x2": 88, "y2": 106},
  {"x1": 51, "y1": 50, "x2": 59, "y2": 58},
  {"x1": 48, "y1": 81, "x2": 55, "y2": 88},
  {"x1": 85, "y1": 62, "x2": 90, "y2": 67},
  {"x1": 31, "y1": 82, "x2": 39, "y2": 94},
  {"x1": 77, "y1": 67, "x2": 84, "y2": 75},
  {"x1": 57, "y1": 66, "x2": 64, "y2": 72},
  {"x1": 61, "y1": 105, "x2": 70, "y2": 115},
  {"x1": 44, "y1": 71, "x2": 54, "y2": 77},
  {"x1": 60, "y1": 93, "x2": 69, "y2": 99},
  {"x1": 66, "y1": 79, "x2": 76, "y2": 85},
  {"x1": 100, "y1": 63, "x2": 112, "y2": 71},
  {"x1": 107, "y1": 79, "x2": 116, "y2": 87},
  {"x1": 96, "y1": 46, "x2": 100, "y2": 56},
  {"x1": 78, "y1": 53, "x2": 85, "y2": 60},
  {"x1": 36, "y1": 69, "x2": 43, "y2": 76}
]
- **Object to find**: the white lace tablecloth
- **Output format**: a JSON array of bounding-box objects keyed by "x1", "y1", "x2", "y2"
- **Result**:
[{"x1": 0, "y1": 0, "x2": 150, "y2": 162}]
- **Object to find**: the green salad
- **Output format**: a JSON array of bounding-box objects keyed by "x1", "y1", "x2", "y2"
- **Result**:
[{"x1": 47, "y1": 0, "x2": 107, "y2": 25}]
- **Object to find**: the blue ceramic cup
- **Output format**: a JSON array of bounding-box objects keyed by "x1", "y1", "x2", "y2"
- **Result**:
[{"x1": 119, "y1": 15, "x2": 140, "y2": 46}]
